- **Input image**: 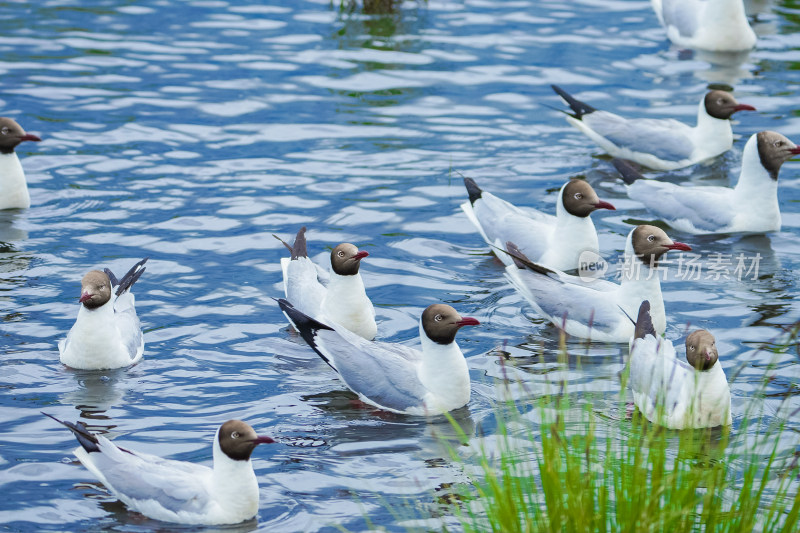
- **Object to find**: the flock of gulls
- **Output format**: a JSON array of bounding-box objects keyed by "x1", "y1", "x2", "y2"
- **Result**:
[{"x1": 1, "y1": 0, "x2": 793, "y2": 526}]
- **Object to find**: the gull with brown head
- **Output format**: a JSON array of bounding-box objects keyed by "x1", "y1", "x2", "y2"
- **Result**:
[
  {"x1": 59, "y1": 258, "x2": 148, "y2": 370},
  {"x1": 615, "y1": 130, "x2": 800, "y2": 234},
  {"x1": 277, "y1": 299, "x2": 479, "y2": 416},
  {"x1": 276, "y1": 227, "x2": 376, "y2": 340},
  {"x1": 551, "y1": 85, "x2": 755, "y2": 170},
  {"x1": 461, "y1": 177, "x2": 615, "y2": 272},
  {"x1": 628, "y1": 301, "x2": 731, "y2": 429},
  {"x1": 503, "y1": 225, "x2": 691, "y2": 343},
  {"x1": 0, "y1": 117, "x2": 42, "y2": 210},
  {"x1": 45, "y1": 414, "x2": 275, "y2": 525}
]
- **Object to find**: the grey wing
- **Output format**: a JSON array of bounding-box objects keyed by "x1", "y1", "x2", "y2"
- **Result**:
[
  {"x1": 507, "y1": 268, "x2": 628, "y2": 336},
  {"x1": 312, "y1": 327, "x2": 429, "y2": 413},
  {"x1": 113, "y1": 293, "x2": 144, "y2": 361},
  {"x1": 628, "y1": 181, "x2": 733, "y2": 231},
  {"x1": 584, "y1": 111, "x2": 695, "y2": 162},
  {"x1": 472, "y1": 193, "x2": 554, "y2": 260},
  {"x1": 86, "y1": 438, "x2": 211, "y2": 515}
]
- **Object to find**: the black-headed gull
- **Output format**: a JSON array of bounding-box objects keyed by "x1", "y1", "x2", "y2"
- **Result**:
[
  {"x1": 551, "y1": 85, "x2": 755, "y2": 170},
  {"x1": 277, "y1": 298, "x2": 479, "y2": 416},
  {"x1": 614, "y1": 131, "x2": 800, "y2": 235},
  {"x1": 0, "y1": 117, "x2": 41, "y2": 210},
  {"x1": 276, "y1": 227, "x2": 377, "y2": 340},
  {"x1": 460, "y1": 177, "x2": 615, "y2": 271},
  {"x1": 45, "y1": 414, "x2": 275, "y2": 525},
  {"x1": 652, "y1": 0, "x2": 756, "y2": 52},
  {"x1": 503, "y1": 225, "x2": 691, "y2": 343},
  {"x1": 59, "y1": 258, "x2": 148, "y2": 370},
  {"x1": 628, "y1": 301, "x2": 731, "y2": 429}
]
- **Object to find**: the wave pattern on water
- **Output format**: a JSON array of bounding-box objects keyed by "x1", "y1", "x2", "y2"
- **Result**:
[{"x1": 1, "y1": 0, "x2": 799, "y2": 531}]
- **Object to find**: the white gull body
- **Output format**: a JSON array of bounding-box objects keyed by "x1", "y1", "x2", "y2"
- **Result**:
[
  {"x1": 617, "y1": 131, "x2": 800, "y2": 235},
  {"x1": 0, "y1": 152, "x2": 31, "y2": 209},
  {"x1": 503, "y1": 226, "x2": 691, "y2": 343},
  {"x1": 628, "y1": 301, "x2": 732, "y2": 429},
  {"x1": 552, "y1": 86, "x2": 755, "y2": 171},
  {"x1": 59, "y1": 258, "x2": 147, "y2": 370},
  {"x1": 0, "y1": 117, "x2": 42, "y2": 210},
  {"x1": 652, "y1": 0, "x2": 756, "y2": 52},
  {"x1": 460, "y1": 178, "x2": 614, "y2": 271},
  {"x1": 278, "y1": 299, "x2": 478, "y2": 416},
  {"x1": 279, "y1": 227, "x2": 376, "y2": 340},
  {"x1": 46, "y1": 416, "x2": 274, "y2": 525}
]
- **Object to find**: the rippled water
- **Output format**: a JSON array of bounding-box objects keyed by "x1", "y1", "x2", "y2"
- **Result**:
[{"x1": 1, "y1": 0, "x2": 799, "y2": 531}]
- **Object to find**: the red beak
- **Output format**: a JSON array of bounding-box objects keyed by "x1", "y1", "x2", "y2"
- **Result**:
[
  {"x1": 252, "y1": 435, "x2": 276, "y2": 445},
  {"x1": 789, "y1": 146, "x2": 800, "y2": 155},
  {"x1": 457, "y1": 317, "x2": 480, "y2": 328},
  {"x1": 19, "y1": 133, "x2": 41, "y2": 142},
  {"x1": 665, "y1": 241, "x2": 692, "y2": 252},
  {"x1": 733, "y1": 104, "x2": 756, "y2": 112},
  {"x1": 353, "y1": 251, "x2": 369, "y2": 260},
  {"x1": 594, "y1": 200, "x2": 616, "y2": 211},
  {"x1": 78, "y1": 292, "x2": 92, "y2": 303}
]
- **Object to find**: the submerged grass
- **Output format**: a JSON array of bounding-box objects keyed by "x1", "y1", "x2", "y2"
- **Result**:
[{"x1": 440, "y1": 332, "x2": 800, "y2": 532}]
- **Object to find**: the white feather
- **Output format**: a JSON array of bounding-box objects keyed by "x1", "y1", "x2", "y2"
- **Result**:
[
  {"x1": 626, "y1": 133, "x2": 781, "y2": 234},
  {"x1": 504, "y1": 229, "x2": 668, "y2": 343},
  {"x1": 461, "y1": 182, "x2": 603, "y2": 271},
  {"x1": 59, "y1": 292, "x2": 144, "y2": 370},
  {"x1": 629, "y1": 334, "x2": 732, "y2": 429},
  {"x1": 71, "y1": 426, "x2": 261, "y2": 525},
  {"x1": 652, "y1": 0, "x2": 756, "y2": 52},
  {"x1": 0, "y1": 152, "x2": 31, "y2": 209}
]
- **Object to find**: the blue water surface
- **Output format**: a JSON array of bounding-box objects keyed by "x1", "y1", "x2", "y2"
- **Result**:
[{"x1": 1, "y1": 0, "x2": 799, "y2": 531}]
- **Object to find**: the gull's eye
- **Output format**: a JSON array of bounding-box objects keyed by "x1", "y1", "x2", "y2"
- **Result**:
[
  {"x1": 689, "y1": 346, "x2": 695, "y2": 351},
  {"x1": 337, "y1": 251, "x2": 344, "y2": 257},
  {"x1": 0, "y1": 127, "x2": 8, "y2": 135},
  {"x1": 647, "y1": 235, "x2": 655, "y2": 242},
  {"x1": 434, "y1": 314, "x2": 443, "y2": 322},
  {"x1": 231, "y1": 431, "x2": 240, "y2": 439},
  {"x1": 574, "y1": 193, "x2": 583, "y2": 200}
]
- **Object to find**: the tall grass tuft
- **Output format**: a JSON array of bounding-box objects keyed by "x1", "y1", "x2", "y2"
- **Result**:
[{"x1": 445, "y1": 333, "x2": 800, "y2": 532}]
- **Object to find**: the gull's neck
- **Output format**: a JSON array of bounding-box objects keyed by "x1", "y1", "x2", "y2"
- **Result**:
[
  {"x1": 211, "y1": 429, "x2": 260, "y2": 523},
  {"x1": 692, "y1": 98, "x2": 733, "y2": 159},
  {"x1": 417, "y1": 322, "x2": 470, "y2": 414}
]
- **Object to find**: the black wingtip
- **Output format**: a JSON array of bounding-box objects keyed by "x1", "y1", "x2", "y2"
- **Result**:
[
  {"x1": 612, "y1": 158, "x2": 645, "y2": 185},
  {"x1": 463, "y1": 177, "x2": 483, "y2": 205},
  {"x1": 273, "y1": 233, "x2": 293, "y2": 254},
  {"x1": 277, "y1": 298, "x2": 335, "y2": 335},
  {"x1": 551, "y1": 84, "x2": 595, "y2": 119},
  {"x1": 103, "y1": 268, "x2": 119, "y2": 287},
  {"x1": 109, "y1": 257, "x2": 149, "y2": 297},
  {"x1": 276, "y1": 298, "x2": 337, "y2": 371},
  {"x1": 633, "y1": 300, "x2": 656, "y2": 340},
  {"x1": 500, "y1": 241, "x2": 558, "y2": 276},
  {"x1": 43, "y1": 412, "x2": 101, "y2": 453}
]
